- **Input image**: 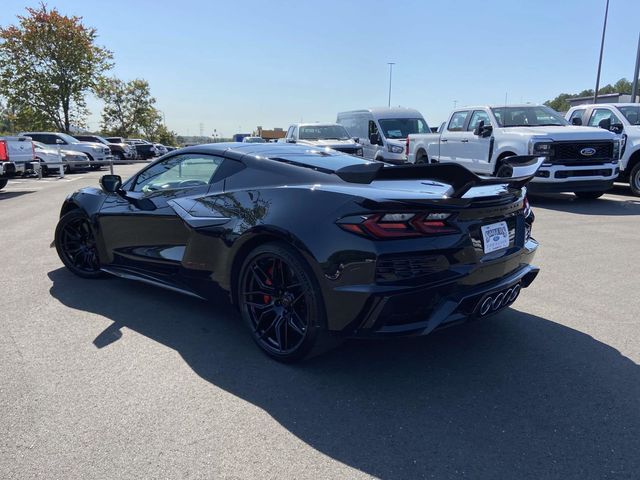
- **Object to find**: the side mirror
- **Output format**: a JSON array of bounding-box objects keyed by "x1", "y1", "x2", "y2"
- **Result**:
[
  {"x1": 353, "y1": 137, "x2": 360, "y2": 143},
  {"x1": 481, "y1": 125, "x2": 493, "y2": 138},
  {"x1": 598, "y1": 118, "x2": 612, "y2": 130},
  {"x1": 571, "y1": 117, "x2": 583, "y2": 126},
  {"x1": 55, "y1": 138, "x2": 65, "y2": 145},
  {"x1": 100, "y1": 174, "x2": 122, "y2": 193},
  {"x1": 286, "y1": 138, "x2": 296, "y2": 143},
  {"x1": 610, "y1": 123, "x2": 624, "y2": 134},
  {"x1": 369, "y1": 132, "x2": 381, "y2": 145},
  {"x1": 473, "y1": 120, "x2": 485, "y2": 136}
]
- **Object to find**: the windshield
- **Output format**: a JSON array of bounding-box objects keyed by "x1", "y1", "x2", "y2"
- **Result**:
[
  {"x1": 58, "y1": 133, "x2": 81, "y2": 144},
  {"x1": 378, "y1": 118, "x2": 430, "y2": 139},
  {"x1": 618, "y1": 106, "x2": 640, "y2": 125},
  {"x1": 491, "y1": 106, "x2": 567, "y2": 127},
  {"x1": 299, "y1": 125, "x2": 351, "y2": 140}
]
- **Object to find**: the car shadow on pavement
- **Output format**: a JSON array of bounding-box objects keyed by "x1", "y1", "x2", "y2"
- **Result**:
[
  {"x1": 530, "y1": 192, "x2": 640, "y2": 216},
  {"x1": 0, "y1": 190, "x2": 37, "y2": 200},
  {"x1": 48, "y1": 268, "x2": 640, "y2": 479}
]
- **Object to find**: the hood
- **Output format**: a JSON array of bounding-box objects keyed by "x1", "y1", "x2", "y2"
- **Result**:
[
  {"x1": 500, "y1": 125, "x2": 616, "y2": 141},
  {"x1": 297, "y1": 139, "x2": 358, "y2": 148},
  {"x1": 61, "y1": 149, "x2": 87, "y2": 156}
]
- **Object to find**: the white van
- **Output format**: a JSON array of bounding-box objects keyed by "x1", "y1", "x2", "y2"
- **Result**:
[{"x1": 337, "y1": 107, "x2": 429, "y2": 163}]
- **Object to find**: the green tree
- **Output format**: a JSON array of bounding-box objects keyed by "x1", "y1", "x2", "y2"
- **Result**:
[
  {"x1": 544, "y1": 78, "x2": 633, "y2": 112},
  {"x1": 96, "y1": 77, "x2": 160, "y2": 137},
  {"x1": 0, "y1": 4, "x2": 113, "y2": 132}
]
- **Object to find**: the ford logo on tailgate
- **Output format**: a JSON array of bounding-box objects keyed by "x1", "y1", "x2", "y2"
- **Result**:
[{"x1": 580, "y1": 147, "x2": 596, "y2": 156}]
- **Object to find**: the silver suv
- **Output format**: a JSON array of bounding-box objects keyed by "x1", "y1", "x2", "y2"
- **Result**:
[{"x1": 20, "y1": 132, "x2": 112, "y2": 170}]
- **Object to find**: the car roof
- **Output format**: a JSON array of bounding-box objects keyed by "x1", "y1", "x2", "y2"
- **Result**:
[
  {"x1": 338, "y1": 107, "x2": 423, "y2": 119},
  {"x1": 291, "y1": 122, "x2": 345, "y2": 128},
  {"x1": 569, "y1": 103, "x2": 639, "y2": 109}
]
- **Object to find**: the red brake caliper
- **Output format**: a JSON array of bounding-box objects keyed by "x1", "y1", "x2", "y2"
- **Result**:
[{"x1": 263, "y1": 266, "x2": 273, "y2": 304}]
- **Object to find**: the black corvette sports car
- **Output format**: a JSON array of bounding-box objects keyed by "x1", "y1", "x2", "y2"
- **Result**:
[{"x1": 55, "y1": 143, "x2": 541, "y2": 361}]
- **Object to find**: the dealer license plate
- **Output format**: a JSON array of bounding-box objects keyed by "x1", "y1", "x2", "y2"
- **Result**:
[{"x1": 481, "y1": 221, "x2": 509, "y2": 254}]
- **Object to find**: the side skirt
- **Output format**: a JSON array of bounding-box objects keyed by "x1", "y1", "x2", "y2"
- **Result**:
[{"x1": 101, "y1": 266, "x2": 207, "y2": 301}]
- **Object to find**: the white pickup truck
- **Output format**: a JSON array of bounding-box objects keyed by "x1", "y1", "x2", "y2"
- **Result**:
[
  {"x1": 0, "y1": 136, "x2": 35, "y2": 190},
  {"x1": 407, "y1": 105, "x2": 620, "y2": 199},
  {"x1": 565, "y1": 103, "x2": 640, "y2": 196}
]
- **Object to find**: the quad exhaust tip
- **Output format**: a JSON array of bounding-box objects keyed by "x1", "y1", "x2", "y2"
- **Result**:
[{"x1": 477, "y1": 283, "x2": 521, "y2": 317}]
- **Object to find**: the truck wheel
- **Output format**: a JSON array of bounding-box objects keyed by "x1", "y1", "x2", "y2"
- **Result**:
[
  {"x1": 496, "y1": 164, "x2": 513, "y2": 177},
  {"x1": 629, "y1": 163, "x2": 640, "y2": 196},
  {"x1": 0, "y1": 179, "x2": 7, "y2": 190},
  {"x1": 415, "y1": 151, "x2": 428, "y2": 164},
  {"x1": 574, "y1": 191, "x2": 604, "y2": 200}
]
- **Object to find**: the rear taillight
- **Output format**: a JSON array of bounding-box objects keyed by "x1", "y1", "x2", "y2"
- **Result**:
[
  {"x1": 0, "y1": 140, "x2": 8, "y2": 161},
  {"x1": 338, "y1": 212, "x2": 457, "y2": 239}
]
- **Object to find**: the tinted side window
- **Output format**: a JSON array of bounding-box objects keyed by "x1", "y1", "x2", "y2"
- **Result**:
[
  {"x1": 588, "y1": 108, "x2": 620, "y2": 127},
  {"x1": 467, "y1": 110, "x2": 491, "y2": 131},
  {"x1": 568, "y1": 109, "x2": 585, "y2": 123},
  {"x1": 368, "y1": 120, "x2": 379, "y2": 137},
  {"x1": 447, "y1": 111, "x2": 469, "y2": 132},
  {"x1": 133, "y1": 154, "x2": 223, "y2": 193}
]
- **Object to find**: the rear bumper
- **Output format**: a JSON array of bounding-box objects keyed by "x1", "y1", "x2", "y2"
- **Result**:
[
  {"x1": 329, "y1": 238, "x2": 539, "y2": 338},
  {"x1": 0, "y1": 161, "x2": 17, "y2": 177}
]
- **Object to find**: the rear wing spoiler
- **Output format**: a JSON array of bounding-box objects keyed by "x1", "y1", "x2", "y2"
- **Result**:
[{"x1": 335, "y1": 156, "x2": 544, "y2": 198}]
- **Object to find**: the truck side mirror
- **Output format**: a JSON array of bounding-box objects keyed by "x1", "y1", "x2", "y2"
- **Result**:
[
  {"x1": 481, "y1": 125, "x2": 493, "y2": 138},
  {"x1": 571, "y1": 117, "x2": 583, "y2": 126},
  {"x1": 352, "y1": 137, "x2": 360, "y2": 143},
  {"x1": 369, "y1": 132, "x2": 381, "y2": 145},
  {"x1": 473, "y1": 120, "x2": 485, "y2": 136},
  {"x1": 598, "y1": 118, "x2": 611, "y2": 130}
]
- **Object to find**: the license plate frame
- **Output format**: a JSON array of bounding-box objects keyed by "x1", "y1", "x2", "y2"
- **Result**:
[{"x1": 481, "y1": 221, "x2": 509, "y2": 254}]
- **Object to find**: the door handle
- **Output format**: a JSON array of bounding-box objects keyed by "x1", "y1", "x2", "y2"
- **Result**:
[
  {"x1": 441, "y1": 139, "x2": 448, "y2": 143},
  {"x1": 461, "y1": 139, "x2": 469, "y2": 143}
]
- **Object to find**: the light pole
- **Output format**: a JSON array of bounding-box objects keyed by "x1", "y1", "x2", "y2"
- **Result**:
[
  {"x1": 631, "y1": 32, "x2": 640, "y2": 103},
  {"x1": 387, "y1": 62, "x2": 395, "y2": 107},
  {"x1": 594, "y1": 0, "x2": 610, "y2": 103}
]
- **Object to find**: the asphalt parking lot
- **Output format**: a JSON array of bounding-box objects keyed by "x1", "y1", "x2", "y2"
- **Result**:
[{"x1": 1, "y1": 166, "x2": 639, "y2": 479}]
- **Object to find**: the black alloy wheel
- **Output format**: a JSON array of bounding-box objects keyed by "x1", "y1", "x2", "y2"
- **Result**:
[
  {"x1": 55, "y1": 210, "x2": 105, "y2": 279},
  {"x1": 238, "y1": 243, "x2": 324, "y2": 362}
]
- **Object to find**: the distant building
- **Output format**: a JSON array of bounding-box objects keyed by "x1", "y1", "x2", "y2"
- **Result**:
[
  {"x1": 256, "y1": 126, "x2": 285, "y2": 141},
  {"x1": 568, "y1": 93, "x2": 639, "y2": 107}
]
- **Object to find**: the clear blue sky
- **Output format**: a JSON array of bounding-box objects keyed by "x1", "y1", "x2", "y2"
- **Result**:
[{"x1": 3, "y1": 0, "x2": 640, "y2": 136}]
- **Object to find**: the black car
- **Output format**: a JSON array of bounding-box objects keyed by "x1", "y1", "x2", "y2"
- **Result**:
[
  {"x1": 126, "y1": 139, "x2": 156, "y2": 159},
  {"x1": 54, "y1": 143, "x2": 540, "y2": 362}
]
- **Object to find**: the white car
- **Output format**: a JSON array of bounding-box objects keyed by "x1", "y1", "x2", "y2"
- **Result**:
[
  {"x1": 565, "y1": 103, "x2": 640, "y2": 196},
  {"x1": 337, "y1": 107, "x2": 430, "y2": 164},
  {"x1": 0, "y1": 136, "x2": 34, "y2": 189},
  {"x1": 242, "y1": 136, "x2": 267, "y2": 143},
  {"x1": 407, "y1": 105, "x2": 620, "y2": 199},
  {"x1": 33, "y1": 141, "x2": 91, "y2": 174},
  {"x1": 283, "y1": 124, "x2": 362, "y2": 156},
  {"x1": 20, "y1": 131, "x2": 111, "y2": 170}
]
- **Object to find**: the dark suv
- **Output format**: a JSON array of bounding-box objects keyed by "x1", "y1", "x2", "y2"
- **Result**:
[{"x1": 74, "y1": 135, "x2": 134, "y2": 161}]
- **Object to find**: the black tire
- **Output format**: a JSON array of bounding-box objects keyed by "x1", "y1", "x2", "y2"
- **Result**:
[
  {"x1": 64, "y1": 163, "x2": 72, "y2": 174},
  {"x1": 574, "y1": 191, "x2": 604, "y2": 200},
  {"x1": 237, "y1": 242, "x2": 331, "y2": 362},
  {"x1": 36, "y1": 158, "x2": 48, "y2": 176},
  {"x1": 54, "y1": 210, "x2": 105, "y2": 279},
  {"x1": 0, "y1": 178, "x2": 7, "y2": 190},
  {"x1": 496, "y1": 164, "x2": 513, "y2": 178},
  {"x1": 415, "y1": 150, "x2": 428, "y2": 164},
  {"x1": 114, "y1": 152, "x2": 124, "y2": 161},
  {"x1": 629, "y1": 163, "x2": 640, "y2": 196}
]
